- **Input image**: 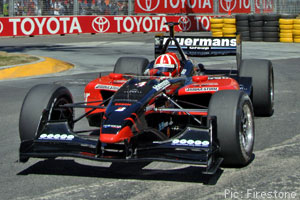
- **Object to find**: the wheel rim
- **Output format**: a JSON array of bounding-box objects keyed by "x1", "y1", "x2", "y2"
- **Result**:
[{"x1": 240, "y1": 103, "x2": 254, "y2": 153}]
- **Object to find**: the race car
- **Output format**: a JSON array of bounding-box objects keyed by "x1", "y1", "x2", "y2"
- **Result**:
[{"x1": 19, "y1": 23, "x2": 274, "y2": 174}]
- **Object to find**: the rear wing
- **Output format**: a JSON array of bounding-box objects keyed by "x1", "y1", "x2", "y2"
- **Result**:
[{"x1": 155, "y1": 35, "x2": 242, "y2": 69}]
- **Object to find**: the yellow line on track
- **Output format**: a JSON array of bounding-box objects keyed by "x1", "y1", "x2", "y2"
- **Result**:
[{"x1": 0, "y1": 57, "x2": 74, "y2": 80}]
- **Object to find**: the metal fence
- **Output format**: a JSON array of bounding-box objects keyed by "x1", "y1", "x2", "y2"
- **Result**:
[
  {"x1": 275, "y1": 0, "x2": 300, "y2": 14},
  {"x1": 0, "y1": 0, "x2": 132, "y2": 16},
  {"x1": 0, "y1": 0, "x2": 300, "y2": 17}
]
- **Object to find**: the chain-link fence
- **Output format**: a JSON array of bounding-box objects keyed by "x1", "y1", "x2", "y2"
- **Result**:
[
  {"x1": 0, "y1": 0, "x2": 299, "y2": 17},
  {"x1": 275, "y1": 0, "x2": 300, "y2": 14},
  {"x1": 0, "y1": 0, "x2": 132, "y2": 16}
]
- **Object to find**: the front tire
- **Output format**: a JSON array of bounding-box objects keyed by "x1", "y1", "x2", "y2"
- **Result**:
[
  {"x1": 208, "y1": 90, "x2": 255, "y2": 166},
  {"x1": 19, "y1": 84, "x2": 74, "y2": 142}
]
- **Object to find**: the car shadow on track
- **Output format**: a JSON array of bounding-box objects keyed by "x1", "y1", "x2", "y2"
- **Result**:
[{"x1": 17, "y1": 159, "x2": 223, "y2": 185}]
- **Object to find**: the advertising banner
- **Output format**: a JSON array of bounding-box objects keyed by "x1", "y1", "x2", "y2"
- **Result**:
[
  {"x1": 135, "y1": 0, "x2": 214, "y2": 14},
  {"x1": 218, "y1": 0, "x2": 251, "y2": 13},
  {"x1": 254, "y1": 0, "x2": 274, "y2": 13},
  {"x1": 0, "y1": 15, "x2": 213, "y2": 37},
  {"x1": 218, "y1": 0, "x2": 273, "y2": 13}
]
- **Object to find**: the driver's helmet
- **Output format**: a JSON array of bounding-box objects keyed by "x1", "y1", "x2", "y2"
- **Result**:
[{"x1": 151, "y1": 53, "x2": 181, "y2": 77}]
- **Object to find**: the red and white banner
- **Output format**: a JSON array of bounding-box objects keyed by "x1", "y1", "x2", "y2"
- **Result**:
[
  {"x1": 218, "y1": 0, "x2": 273, "y2": 13},
  {"x1": 135, "y1": 0, "x2": 213, "y2": 14},
  {"x1": 254, "y1": 0, "x2": 274, "y2": 13},
  {"x1": 0, "y1": 16, "x2": 213, "y2": 37}
]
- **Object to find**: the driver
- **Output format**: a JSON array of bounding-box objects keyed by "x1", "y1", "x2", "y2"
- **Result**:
[{"x1": 148, "y1": 53, "x2": 181, "y2": 77}]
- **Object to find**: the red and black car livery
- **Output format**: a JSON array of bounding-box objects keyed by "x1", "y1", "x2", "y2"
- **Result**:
[{"x1": 19, "y1": 23, "x2": 274, "y2": 174}]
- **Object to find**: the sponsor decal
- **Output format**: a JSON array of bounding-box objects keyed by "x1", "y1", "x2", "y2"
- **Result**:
[
  {"x1": 95, "y1": 84, "x2": 120, "y2": 90},
  {"x1": 172, "y1": 139, "x2": 210, "y2": 147},
  {"x1": 113, "y1": 80, "x2": 127, "y2": 85},
  {"x1": 103, "y1": 124, "x2": 122, "y2": 129},
  {"x1": 84, "y1": 93, "x2": 90, "y2": 104},
  {"x1": 124, "y1": 89, "x2": 142, "y2": 94},
  {"x1": 153, "y1": 80, "x2": 171, "y2": 91},
  {"x1": 239, "y1": 84, "x2": 246, "y2": 91},
  {"x1": 39, "y1": 134, "x2": 74, "y2": 140},
  {"x1": 135, "y1": 81, "x2": 147, "y2": 87},
  {"x1": 0, "y1": 21, "x2": 3, "y2": 33},
  {"x1": 162, "y1": 37, "x2": 237, "y2": 47},
  {"x1": 202, "y1": 83, "x2": 219, "y2": 86},
  {"x1": 185, "y1": 87, "x2": 219, "y2": 92},
  {"x1": 92, "y1": 17, "x2": 110, "y2": 33},
  {"x1": 115, "y1": 107, "x2": 127, "y2": 112},
  {"x1": 208, "y1": 76, "x2": 231, "y2": 80}
]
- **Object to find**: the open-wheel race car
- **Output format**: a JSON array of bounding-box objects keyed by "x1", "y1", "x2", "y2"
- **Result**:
[{"x1": 19, "y1": 23, "x2": 274, "y2": 174}]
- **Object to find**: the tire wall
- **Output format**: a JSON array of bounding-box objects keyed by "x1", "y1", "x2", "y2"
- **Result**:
[
  {"x1": 210, "y1": 17, "x2": 237, "y2": 38},
  {"x1": 210, "y1": 14, "x2": 300, "y2": 43}
]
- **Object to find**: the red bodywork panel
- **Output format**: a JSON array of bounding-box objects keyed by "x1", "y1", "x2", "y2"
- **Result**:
[
  {"x1": 178, "y1": 76, "x2": 240, "y2": 96},
  {"x1": 100, "y1": 126, "x2": 133, "y2": 143},
  {"x1": 84, "y1": 73, "x2": 240, "y2": 144},
  {"x1": 84, "y1": 73, "x2": 128, "y2": 115}
]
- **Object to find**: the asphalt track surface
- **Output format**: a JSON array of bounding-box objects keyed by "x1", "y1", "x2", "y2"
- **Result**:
[{"x1": 0, "y1": 33, "x2": 300, "y2": 200}]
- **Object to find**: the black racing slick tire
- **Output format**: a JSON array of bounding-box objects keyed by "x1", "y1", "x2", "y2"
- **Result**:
[
  {"x1": 237, "y1": 31, "x2": 250, "y2": 37},
  {"x1": 249, "y1": 14, "x2": 264, "y2": 22},
  {"x1": 263, "y1": 32, "x2": 279, "y2": 38},
  {"x1": 262, "y1": 26, "x2": 279, "y2": 32},
  {"x1": 236, "y1": 26, "x2": 250, "y2": 32},
  {"x1": 250, "y1": 37, "x2": 263, "y2": 41},
  {"x1": 239, "y1": 59, "x2": 274, "y2": 116},
  {"x1": 236, "y1": 20, "x2": 249, "y2": 27},
  {"x1": 250, "y1": 31, "x2": 263, "y2": 38},
  {"x1": 250, "y1": 27, "x2": 263, "y2": 32},
  {"x1": 264, "y1": 14, "x2": 280, "y2": 21},
  {"x1": 235, "y1": 14, "x2": 249, "y2": 21},
  {"x1": 264, "y1": 21, "x2": 279, "y2": 27},
  {"x1": 114, "y1": 57, "x2": 149, "y2": 76},
  {"x1": 19, "y1": 84, "x2": 74, "y2": 142},
  {"x1": 263, "y1": 37, "x2": 279, "y2": 42},
  {"x1": 208, "y1": 90, "x2": 255, "y2": 166},
  {"x1": 249, "y1": 21, "x2": 264, "y2": 27}
]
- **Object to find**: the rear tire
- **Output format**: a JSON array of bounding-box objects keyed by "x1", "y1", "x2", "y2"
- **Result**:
[
  {"x1": 19, "y1": 84, "x2": 74, "y2": 142},
  {"x1": 208, "y1": 90, "x2": 255, "y2": 166},
  {"x1": 114, "y1": 57, "x2": 149, "y2": 76},
  {"x1": 239, "y1": 59, "x2": 274, "y2": 116}
]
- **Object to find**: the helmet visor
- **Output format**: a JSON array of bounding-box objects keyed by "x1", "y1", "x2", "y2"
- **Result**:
[{"x1": 153, "y1": 64, "x2": 176, "y2": 72}]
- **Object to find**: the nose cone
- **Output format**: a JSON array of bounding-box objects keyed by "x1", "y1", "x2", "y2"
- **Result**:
[
  {"x1": 100, "y1": 104, "x2": 141, "y2": 144},
  {"x1": 100, "y1": 126, "x2": 133, "y2": 143}
]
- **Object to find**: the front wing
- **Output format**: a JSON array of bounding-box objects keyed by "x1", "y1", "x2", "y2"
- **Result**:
[{"x1": 20, "y1": 119, "x2": 223, "y2": 175}]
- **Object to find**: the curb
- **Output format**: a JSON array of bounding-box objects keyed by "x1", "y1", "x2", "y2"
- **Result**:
[{"x1": 0, "y1": 57, "x2": 74, "y2": 80}]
